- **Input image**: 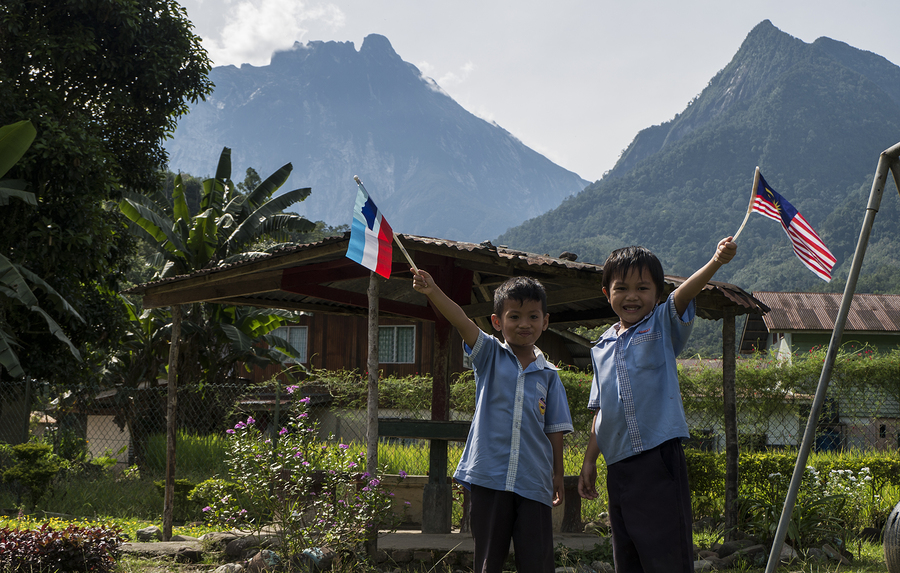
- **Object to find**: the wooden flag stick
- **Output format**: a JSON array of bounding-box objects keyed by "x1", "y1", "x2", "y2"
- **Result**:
[
  {"x1": 733, "y1": 166, "x2": 761, "y2": 242},
  {"x1": 394, "y1": 233, "x2": 419, "y2": 274}
]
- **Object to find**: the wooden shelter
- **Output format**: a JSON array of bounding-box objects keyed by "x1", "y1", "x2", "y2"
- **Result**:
[{"x1": 127, "y1": 232, "x2": 768, "y2": 533}]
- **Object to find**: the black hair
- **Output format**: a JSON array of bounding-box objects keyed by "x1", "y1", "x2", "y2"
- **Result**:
[
  {"x1": 492, "y1": 276, "x2": 548, "y2": 316},
  {"x1": 601, "y1": 246, "x2": 665, "y2": 298}
]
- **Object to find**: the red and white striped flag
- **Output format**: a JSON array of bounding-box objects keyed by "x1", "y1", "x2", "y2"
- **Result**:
[{"x1": 750, "y1": 171, "x2": 836, "y2": 281}]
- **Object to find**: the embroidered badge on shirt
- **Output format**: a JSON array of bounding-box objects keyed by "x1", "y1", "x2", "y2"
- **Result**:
[{"x1": 538, "y1": 397, "x2": 546, "y2": 416}]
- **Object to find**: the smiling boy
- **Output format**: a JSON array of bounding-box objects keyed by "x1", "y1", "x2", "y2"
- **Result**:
[
  {"x1": 411, "y1": 270, "x2": 573, "y2": 573},
  {"x1": 578, "y1": 237, "x2": 736, "y2": 573}
]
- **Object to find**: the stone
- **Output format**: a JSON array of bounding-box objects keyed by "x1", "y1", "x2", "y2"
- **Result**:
[
  {"x1": 136, "y1": 526, "x2": 162, "y2": 542},
  {"x1": 822, "y1": 543, "x2": 852, "y2": 565},
  {"x1": 458, "y1": 552, "x2": 474, "y2": 568},
  {"x1": 200, "y1": 531, "x2": 242, "y2": 549},
  {"x1": 807, "y1": 548, "x2": 826, "y2": 562},
  {"x1": 554, "y1": 567, "x2": 577, "y2": 573},
  {"x1": 391, "y1": 549, "x2": 412, "y2": 563},
  {"x1": 171, "y1": 534, "x2": 198, "y2": 542},
  {"x1": 591, "y1": 562, "x2": 614, "y2": 573},
  {"x1": 412, "y1": 550, "x2": 433, "y2": 563},
  {"x1": 299, "y1": 547, "x2": 335, "y2": 570},
  {"x1": 779, "y1": 543, "x2": 799, "y2": 563},
  {"x1": 174, "y1": 547, "x2": 203, "y2": 563},
  {"x1": 246, "y1": 549, "x2": 282, "y2": 573},
  {"x1": 693, "y1": 560, "x2": 714, "y2": 573},
  {"x1": 716, "y1": 539, "x2": 758, "y2": 558},
  {"x1": 720, "y1": 544, "x2": 766, "y2": 567},
  {"x1": 213, "y1": 564, "x2": 244, "y2": 573},
  {"x1": 226, "y1": 535, "x2": 278, "y2": 558}
]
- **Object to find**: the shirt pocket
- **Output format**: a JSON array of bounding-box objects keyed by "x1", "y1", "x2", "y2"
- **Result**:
[
  {"x1": 630, "y1": 330, "x2": 665, "y2": 372},
  {"x1": 534, "y1": 382, "x2": 548, "y2": 419}
]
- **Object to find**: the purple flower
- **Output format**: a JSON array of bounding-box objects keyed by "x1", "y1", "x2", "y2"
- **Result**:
[
  {"x1": 226, "y1": 429, "x2": 235, "y2": 434},
  {"x1": 339, "y1": 444, "x2": 349, "y2": 450},
  {"x1": 294, "y1": 452, "x2": 302, "y2": 458},
  {"x1": 298, "y1": 412, "x2": 308, "y2": 418},
  {"x1": 399, "y1": 470, "x2": 407, "y2": 478},
  {"x1": 279, "y1": 427, "x2": 288, "y2": 435},
  {"x1": 202, "y1": 506, "x2": 211, "y2": 512},
  {"x1": 348, "y1": 462, "x2": 357, "y2": 468},
  {"x1": 286, "y1": 385, "x2": 299, "y2": 394},
  {"x1": 300, "y1": 396, "x2": 311, "y2": 404},
  {"x1": 302, "y1": 461, "x2": 310, "y2": 466},
  {"x1": 246, "y1": 416, "x2": 255, "y2": 425},
  {"x1": 234, "y1": 422, "x2": 246, "y2": 430}
]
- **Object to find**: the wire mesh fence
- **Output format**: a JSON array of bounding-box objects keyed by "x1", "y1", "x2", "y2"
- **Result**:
[{"x1": 1, "y1": 364, "x2": 898, "y2": 526}]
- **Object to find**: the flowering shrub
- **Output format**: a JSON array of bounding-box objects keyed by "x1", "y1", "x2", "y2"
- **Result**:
[{"x1": 197, "y1": 392, "x2": 399, "y2": 560}]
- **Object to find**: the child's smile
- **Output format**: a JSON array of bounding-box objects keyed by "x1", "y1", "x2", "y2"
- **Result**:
[
  {"x1": 491, "y1": 299, "x2": 549, "y2": 361},
  {"x1": 603, "y1": 267, "x2": 660, "y2": 331}
]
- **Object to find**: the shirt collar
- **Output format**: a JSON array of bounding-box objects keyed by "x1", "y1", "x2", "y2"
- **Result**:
[{"x1": 498, "y1": 340, "x2": 557, "y2": 371}]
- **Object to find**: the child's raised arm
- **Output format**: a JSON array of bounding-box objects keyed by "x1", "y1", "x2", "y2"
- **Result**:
[
  {"x1": 672, "y1": 236, "x2": 737, "y2": 316},
  {"x1": 411, "y1": 268, "x2": 481, "y2": 348}
]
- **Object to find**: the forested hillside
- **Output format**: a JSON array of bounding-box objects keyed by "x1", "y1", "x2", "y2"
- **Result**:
[{"x1": 498, "y1": 20, "x2": 900, "y2": 299}]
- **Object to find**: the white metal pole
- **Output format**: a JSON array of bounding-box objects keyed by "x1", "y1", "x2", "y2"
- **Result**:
[{"x1": 765, "y1": 142, "x2": 900, "y2": 572}]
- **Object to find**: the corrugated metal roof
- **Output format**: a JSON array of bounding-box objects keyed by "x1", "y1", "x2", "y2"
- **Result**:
[
  {"x1": 125, "y1": 233, "x2": 767, "y2": 323},
  {"x1": 753, "y1": 291, "x2": 900, "y2": 332}
]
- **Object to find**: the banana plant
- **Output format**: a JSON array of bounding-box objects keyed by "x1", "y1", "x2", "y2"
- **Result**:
[
  {"x1": 117, "y1": 147, "x2": 314, "y2": 386},
  {"x1": 1, "y1": 121, "x2": 83, "y2": 378},
  {"x1": 119, "y1": 146, "x2": 315, "y2": 279}
]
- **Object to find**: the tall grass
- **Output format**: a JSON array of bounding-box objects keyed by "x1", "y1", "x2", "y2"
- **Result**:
[{"x1": 145, "y1": 431, "x2": 228, "y2": 478}]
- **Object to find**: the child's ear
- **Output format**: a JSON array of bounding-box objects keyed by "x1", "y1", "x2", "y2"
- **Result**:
[
  {"x1": 601, "y1": 287, "x2": 609, "y2": 300},
  {"x1": 490, "y1": 314, "x2": 502, "y2": 332},
  {"x1": 541, "y1": 313, "x2": 549, "y2": 331}
]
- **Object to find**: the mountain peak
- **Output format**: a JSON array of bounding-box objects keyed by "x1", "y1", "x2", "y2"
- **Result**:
[
  {"x1": 164, "y1": 33, "x2": 587, "y2": 242},
  {"x1": 360, "y1": 34, "x2": 398, "y2": 57}
]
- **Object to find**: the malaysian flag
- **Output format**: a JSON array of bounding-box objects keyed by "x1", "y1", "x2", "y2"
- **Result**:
[
  {"x1": 346, "y1": 177, "x2": 393, "y2": 278},
  {"x1": 751, "y1": 172, "x2": 836, "y2": 282}
]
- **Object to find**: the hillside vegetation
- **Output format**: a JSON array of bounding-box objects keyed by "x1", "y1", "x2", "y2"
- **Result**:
[{"x1": 498, "y1": 20, "x2": 900, "y2": 298}]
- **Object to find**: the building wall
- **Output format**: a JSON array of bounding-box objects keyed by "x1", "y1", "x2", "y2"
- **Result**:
[
  {"x1": 247, "y1": 314, "x2": 577, "y2": 385},
  {"x1": 788, "y1": 332, "x2": 900, "y2": 356},
  {"x1": 86, "y1": 414, "x2": 130, "y2": 466}
]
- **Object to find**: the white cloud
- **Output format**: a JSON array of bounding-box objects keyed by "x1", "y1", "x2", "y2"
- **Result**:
[
  {"x1": 436, "y1": 62, "x2": 475, "y2": 88},
  {"x1": 202, "y1": 1, "x2": 345, "y2": 67}
]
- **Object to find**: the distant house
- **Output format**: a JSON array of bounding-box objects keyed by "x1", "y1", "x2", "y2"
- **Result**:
[
  {"x1": 739, "y1": 291, "x2": 900, "y2": 451},
  {"x1": 740, "y1": 291, "x2": 900, "y2": 358}
]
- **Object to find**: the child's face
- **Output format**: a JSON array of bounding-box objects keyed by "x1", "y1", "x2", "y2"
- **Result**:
[
  {"x1": 490, "y1": 298, "x2": 549, "y2": 350},
  {"x1": 602, "y1": 267, "x2": 660, "y2": 330}
]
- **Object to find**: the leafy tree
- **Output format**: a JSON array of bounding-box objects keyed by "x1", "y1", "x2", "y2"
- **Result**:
[
  {"x1": 118, "y1": 147, "x2": 316, "y2": 390},
  {"x1": 0, "y1": 121, "x2": 83, "y2": 379},
  {"x1": 0, "y1": 0, "x2": 213, "y2": 384}
]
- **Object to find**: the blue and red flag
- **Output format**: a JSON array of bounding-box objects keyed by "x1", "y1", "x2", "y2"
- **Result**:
[
  {"x1": 347, "y1": 177, "x2": 393, "y2": 278},
  {"x1": 751, "y1": 172, "x2": 836, "y2": 282}
]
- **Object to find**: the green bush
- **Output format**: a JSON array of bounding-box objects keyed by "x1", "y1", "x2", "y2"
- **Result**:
[{"x1": 2, "y1": 443, "x2": 61, "y2": 509}]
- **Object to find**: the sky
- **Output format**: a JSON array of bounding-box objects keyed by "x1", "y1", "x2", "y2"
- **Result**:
[{"x1": 175, "y1": 0, "x2": 900, "y2": 182}]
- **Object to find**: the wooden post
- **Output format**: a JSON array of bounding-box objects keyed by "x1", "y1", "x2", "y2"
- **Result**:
[
  {"x1": 722, "y1": 307, "x2": 739, "y2": 540},
  {"x1": 365, "y1": 273, "x2": 379, "y2": 554},
  {"x1": 163, "y1": 304, "x2": 182, "y2": 541}
]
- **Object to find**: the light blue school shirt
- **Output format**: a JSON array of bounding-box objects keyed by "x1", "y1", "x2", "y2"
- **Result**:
[
  {"x1": 587, "y1": 293, "x2": 693, "y2": 466},
  {"x1": 454, "y1": 330, "x2": 574, "y2": 506}
]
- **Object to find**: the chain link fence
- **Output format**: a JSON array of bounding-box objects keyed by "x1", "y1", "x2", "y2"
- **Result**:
[{"x1": 1, "y1": 367, "x2": 897, "y2": 525}]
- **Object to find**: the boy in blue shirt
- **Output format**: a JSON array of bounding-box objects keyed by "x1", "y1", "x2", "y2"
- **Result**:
[
  {"x1": 578, "y1": 237, "x2": 737, "y2": 573},
  {"x1": 412, "y1": 269, "x2": 573, "y2": 573}
]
